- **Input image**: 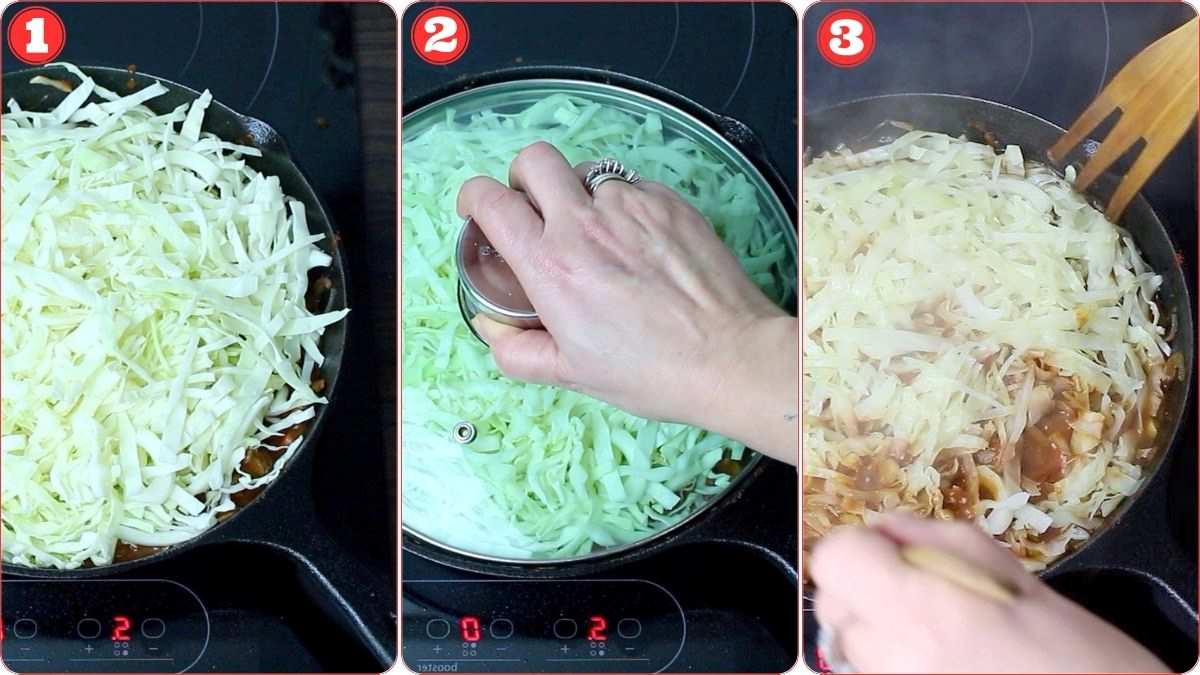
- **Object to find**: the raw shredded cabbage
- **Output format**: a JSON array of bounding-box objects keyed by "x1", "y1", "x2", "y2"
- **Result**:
[
  {"x1": 803, "y1": 131, "x2": 1172, "y2": 571},
  {"x1": 402, "y1": 93, "x2": 793, "y2": 558},
  {"x1": 1, "y1": 64, "x2": 347, "y2": 569}
]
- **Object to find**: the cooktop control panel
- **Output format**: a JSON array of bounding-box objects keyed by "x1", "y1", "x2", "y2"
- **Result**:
[
  {"x1": 402, "y1": 579, "x2": 685, "y2": 673},
  {"x1": 1, "y1": 579, "x2": 209, "y2": 673}
]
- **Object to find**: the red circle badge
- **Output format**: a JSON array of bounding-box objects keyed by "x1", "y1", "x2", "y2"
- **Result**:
[
  {"x1": 816, "y1": 9, "x2": 875, "y2": 68},
  {"x1": 411, "y1": 6, "x2": 469, "y2": 66},
  {"x1": 8, "y1": 6, "x2": 66, "y2": 66}
]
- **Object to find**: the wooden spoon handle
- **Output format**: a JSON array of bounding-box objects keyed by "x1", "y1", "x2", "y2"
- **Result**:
[
  {"x1": 815, "y1": 545, "x2": 1020, "y2": 673},
  {"x1": 899, "y1": 545, "x2": 1019, "y2": 603}
]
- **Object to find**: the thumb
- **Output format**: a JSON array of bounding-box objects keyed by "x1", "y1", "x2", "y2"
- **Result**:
[{"x1": 472, "y1": 315, "x2": 561, "y2": 386}]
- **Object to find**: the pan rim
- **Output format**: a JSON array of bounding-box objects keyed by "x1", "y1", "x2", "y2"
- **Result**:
[
  {"x1": 399, "y1": 74, "x2": 797, "y2": 567},
  {"x1": 800, "y1": 91, "x2": 1196, "y2": 583},
  {"x1": 0, "y1": 63, "x2": 351, "y2": 576}
]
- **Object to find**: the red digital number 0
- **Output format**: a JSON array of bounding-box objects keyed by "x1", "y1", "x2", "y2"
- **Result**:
[
  {"x1": 587, "y1": 615, "x2": 607, "y2": 641},
  {"x1": 111, "y1": 615, "x2": 131, "y2": 641},
  {"x1": 816, "y1": 9, "x2": 875, "y2": 68},
  {"x1": 459, "y1": 616, "x2": 482, "y2": 642}
]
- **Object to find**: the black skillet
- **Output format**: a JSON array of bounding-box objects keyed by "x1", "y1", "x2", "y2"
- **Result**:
[
  {"x1": 0, "y1": 66, "x2": 393, "y2": 665},
  {"x1": 403, "y1": 65, "x2": 798, "y2": 227},
  {"x1": 803, "y1": 94, "x2": 1197, "y2": 620},
  {"x1": 401, "y1": 66, "x2": 800, "y2": 581}
]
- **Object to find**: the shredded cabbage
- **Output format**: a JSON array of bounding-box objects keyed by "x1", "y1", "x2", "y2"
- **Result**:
[
  {"x1": 803, "y1": 131, "x2": 1171, "y2": 571},
  {"x1": 402, "y1": 93, "x2": 792, "y2": 558},
  {"x1": 1, "y1": 63, "x2": 347, "y2": 569}
]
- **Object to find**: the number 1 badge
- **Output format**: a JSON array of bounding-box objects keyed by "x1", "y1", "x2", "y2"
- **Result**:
[{"x1": 8, "y1": 6, "x2": 67, "y2": 65}]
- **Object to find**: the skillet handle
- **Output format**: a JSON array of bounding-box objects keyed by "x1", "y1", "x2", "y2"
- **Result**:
[
  {"x1": 1037, "y1": 449, "x2": 1198, "y2": 671},
  {"x1": 714, "y1": 114, "x2": 772, "y2": 164},
  {"x1": 712, "y1": 113, "x2": 798, "y2": 221},
  {"x1": 669, "y1": 459, "x2": 800, "y2": 582},
  {"x1": 283, "y1": 521, "x2": 398, "y2": 668},
  {"x1": 216, "y1": 446, "x2": 397, "y2": 669},
  {"x1": 1042, "y1": 445, "x2": 1197, "y2": 613}
]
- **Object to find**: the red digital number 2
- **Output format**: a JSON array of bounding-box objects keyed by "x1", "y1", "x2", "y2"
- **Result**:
[
  {"x1": 111, "y1": 615, "x2": 131, "y2": 641},
  {"x1": 587, "y1": 615, "x2": 607, "y2": 641}
]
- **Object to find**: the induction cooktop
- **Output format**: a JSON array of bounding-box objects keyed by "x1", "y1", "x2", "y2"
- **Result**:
[
  {"x1": 803, "y1": 4, "x2": 1198, "y2": 672},
  {"x1": 1, "y1": 3, "x2": 397, "y2": 672},
  {"x1": 401, "y1": 3, "x2": 800, "y2": 673}
]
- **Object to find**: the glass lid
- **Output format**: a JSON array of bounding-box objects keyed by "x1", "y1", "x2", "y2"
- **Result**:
[{"x1": 401, "y1": 79, "x2": 797, "y2": 563}]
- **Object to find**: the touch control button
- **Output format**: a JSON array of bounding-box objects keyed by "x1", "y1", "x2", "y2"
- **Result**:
[
  {"x1": 490, "y1": 618, "x2": 514, "y2": 639},
  {"x1": 77, "y1": 618, "x2": 102, "y2": 640},
  {"x1": 426, "y1": 618, "x2": 452, "y2": 640},
  {"x1": 13, "y1": 619, "x2": 37, "y2": 639},
  {"x1": 552, "y1": 618, "x2": 578, "y2": 639},
  {"x1": 141, "y1": 618, "x2": 166, "y2": 639},
  {"x1": 617, "y1": 618, "x2": 642, "y2": 639}
]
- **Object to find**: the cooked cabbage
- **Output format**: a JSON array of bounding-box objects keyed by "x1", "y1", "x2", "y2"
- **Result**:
[
  {"x1": 803, "y1": 131, "x2": 1171, "y2": 570},
  {"x1": 402, "y1": 93, "x2": 792, "y2": 558},
  {"x1": 1, "y1": 64, "x2": 347, "y2": 569}
]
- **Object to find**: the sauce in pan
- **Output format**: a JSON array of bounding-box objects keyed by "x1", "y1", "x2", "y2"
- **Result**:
[{"x1": 107, "y1": 271, "x2": 335, "y2": 565}]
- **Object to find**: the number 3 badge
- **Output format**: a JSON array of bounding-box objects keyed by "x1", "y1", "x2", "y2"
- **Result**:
[
  {"x1": 817, "y1": 8, "x2": 875, "y2": 68},
  {"x1": 411, "y1": 6, "x2": 469, "y2": 66}
]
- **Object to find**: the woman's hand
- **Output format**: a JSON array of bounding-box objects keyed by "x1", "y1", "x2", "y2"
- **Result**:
[
  {"x1": 811, "y1": 514, "x2": 1170, "y2": 673},
  {"x1": 456, "y1": 142, "x2": 798, "y2": 463}
]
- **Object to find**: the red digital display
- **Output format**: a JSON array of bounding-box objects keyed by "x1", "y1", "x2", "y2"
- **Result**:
[
  {"x1": 459, "y1": 616, "x2": 481, "y2": 642},
  {"x1": 111, "y1": 615, "x2": 131, "y2": 641},
  {"x1": 587, "y1": 615, "x2": 607, "y2": 641}
]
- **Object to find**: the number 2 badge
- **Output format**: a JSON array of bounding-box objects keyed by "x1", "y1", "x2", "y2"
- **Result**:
[
  {"x1": 817, "y1": 8, "x2": 875, "y2": 68},
  {"x1": 411, "y1": 6, "x2": 469, "y2": 66}
]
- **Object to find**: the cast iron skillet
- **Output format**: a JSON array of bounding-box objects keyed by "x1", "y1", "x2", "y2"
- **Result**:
[
  {"x1": 1, "y1": 66, "x2": 392, "y2": 665},
  {"x1": 404, "y1": 65, "x2": 798, "y2": 228},
  {"x1": 803, "y1": 94, "x2": 1196, "y2": 612},
  {"x1": 401, "y1": 66, "x2": 800, "y2": 580}
]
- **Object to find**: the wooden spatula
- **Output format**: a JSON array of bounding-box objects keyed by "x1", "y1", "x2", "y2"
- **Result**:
[
  {"x1": 1047, "y1": 16, "x2": 1198, "y2": 222},
  {"x1": 899, "y1": 545, "x2": 1019, "y2": 603},
  {"x1": 806, "y1": 544, "x2": 1019, "y2": 603}
]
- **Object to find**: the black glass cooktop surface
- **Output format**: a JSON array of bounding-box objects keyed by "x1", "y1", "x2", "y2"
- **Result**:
[
  {"x1": 401, "y1": 3, "x2": 799, "y2": 673},
  {"x1": 402, "y1": 1, "x2": 799, "y2": 193},
  {"x1": 804, "y1": 2, "x2": 1196, "y2": 301},
  {"x1": 803, "y1": 3, "x2": 1198, "y2": 672},
  {"x1": 1, "y1": 3, "x2": 396, "y2": 672}
]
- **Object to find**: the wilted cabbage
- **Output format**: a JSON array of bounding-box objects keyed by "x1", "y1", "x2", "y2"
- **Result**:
[{"x1": 803, "y1": 131, "x2": 1171, "y2": 570}]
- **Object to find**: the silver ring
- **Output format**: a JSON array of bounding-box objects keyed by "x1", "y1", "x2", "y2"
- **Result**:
[{"x1": 584, "y1": 158, "x2": 641, "y2": 195}]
